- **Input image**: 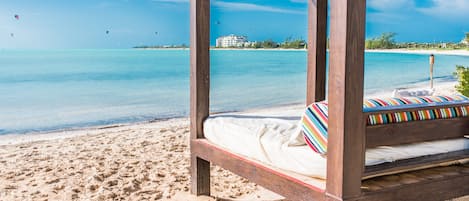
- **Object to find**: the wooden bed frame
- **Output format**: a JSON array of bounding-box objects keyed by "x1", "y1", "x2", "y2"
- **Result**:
[{"x1": 189, "y1": 0, "x2": 469, "y2": 200}]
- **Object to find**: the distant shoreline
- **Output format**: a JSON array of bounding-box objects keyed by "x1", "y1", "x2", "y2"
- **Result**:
[
  {"x1": 135, "y1": 47, "x2": 469, "y2": 56},
  {"x1": 366, "y1": 49, "x2": 469, "y2": 56},
  {"x1": 0, "y1": 79, "x2": 458, "y2": 141}
]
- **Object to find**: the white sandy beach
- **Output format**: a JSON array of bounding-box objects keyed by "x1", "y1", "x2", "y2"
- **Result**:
[
  {"x1": 218, "y1": 48, "x2": 469, "y2": 56},
  {"x1": 367, "y1": 49, "x2": 469, "y2": 56},
  {"x1": 0, "y1": 81, "x2": 468, "y2": 201},
  {"x1": 139, "y1": 48, "x2": 469, "y2": 56}
]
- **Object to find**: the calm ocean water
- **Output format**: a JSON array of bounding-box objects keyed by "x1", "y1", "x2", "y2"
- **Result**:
[{"x1": 1, "y1": 49, "x2": 469, "y2": 134}]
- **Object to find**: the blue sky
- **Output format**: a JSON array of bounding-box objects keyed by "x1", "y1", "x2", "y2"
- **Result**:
[{"x1": 1, "y1": 0, "x2": 468, "y2": 49}]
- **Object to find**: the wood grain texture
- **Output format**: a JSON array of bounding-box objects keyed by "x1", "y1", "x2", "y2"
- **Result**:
[
  {"x1": 190, "y1": 0, "x2": 210, "y2": 140},
  {"x1": 306, "y1": 0, "x2": 328, "y2": 104},
  {"x1": 190, "y1": 0, "x2": 211, "y2": 196},
  {"x1": 326, "y1": 0, "x2": 367, "y2": 199},
  {"x1": 191, "y1": 156, "x2": 211, "y2": 196},
  {"x1": 192, "y1": 139, "x2": 326, "y2": 201},
  {"x1": 366, "y1": 117, "x2": 469, "y2": 148},
  {"x1": 360, "y1": 165, "x2": 469, "y2": 201},
  {"x1": 364, "y1": 150, "x2": 469, "y2": 179}
]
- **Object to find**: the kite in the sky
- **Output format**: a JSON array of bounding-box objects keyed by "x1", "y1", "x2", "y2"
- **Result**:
[
  {"x1": 106, "y1": 30, "x2": 110, "y2": 34},
  {"x1": 14, "y1": 14, "x2": 19, "y2": 20},
  {"x1": 10, "y1": 33, "x2": 14, "y2": 37},
  {"x1": 155, "y1": 32, "x2": 158, "y2": 35}
]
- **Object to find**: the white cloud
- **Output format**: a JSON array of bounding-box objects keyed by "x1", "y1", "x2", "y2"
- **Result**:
[
  {"x1": 418, "y1": 0, "x2": 469, "y2": 18},
  {"x1": 368, "y1": 0, "x2": 413, "y2": 11},
  {"x1": 290, "y1": 0, "x2": 307, "y2": 3},
  {"x1": 151, "y1": 0, "x2": 304, "y2": 14},
  {"x1": 151, "y1": 0, "x2": 188, "y2": 3},
  {"x1": 213, "y1": 1, "x2": 304, "y2": 14}
]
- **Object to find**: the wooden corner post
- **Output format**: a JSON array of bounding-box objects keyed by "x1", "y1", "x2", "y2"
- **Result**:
[
  {"x1": 326, "y1": 0, "x2": 366, "y2": 200},
  {"x1": 190, "y1": 0, "x2": 211, "y2": 196},
  {"x1": 306, "y1": 0, "x2": 328, "y2": 105}
]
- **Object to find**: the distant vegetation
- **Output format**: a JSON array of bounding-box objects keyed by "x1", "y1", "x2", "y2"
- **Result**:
[
  {"x1": 260, "y1": 39, "x2": 278, "y2": 48},
  {"x1": 235, "y1": 37, "x2": 306, "y2": 49},
  {"x1": 281, "y1": 37, "x2": 307, "y2": 49},
  {"x1": 365, "y1": 32, "x2": 397, "y2": 49},
  {"x1": 365, "y1": 32, "x2": 469, "y2": 50},
  {"x1": 454, "y1": 65, "x2": 469, "y2": 96},
  {"x1": 134, "y1": 32, "x2": 469, "y2": 50}
]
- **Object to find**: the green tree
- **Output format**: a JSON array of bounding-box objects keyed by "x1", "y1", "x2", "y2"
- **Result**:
[
  {"x1": 365, "y1": 32, "x2": 397, "y2": 49},
  {"x1": 253, "y1": 42, "x2": 262, "y2": 49},
  {"x1": 454, "y1": 65, "x2": 469, "y2": 96},
  {"x1": 262, "y1": 39, "x2": 277, "y2": 48},
  {"x1": 465, "y1": 32, "x2": 469, "y2": 43},
  {"x1": 281, "y1": 37, "x2": 306, "y2": 49}
]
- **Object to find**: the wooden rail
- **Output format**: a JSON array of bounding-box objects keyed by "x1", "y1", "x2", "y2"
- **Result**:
[
  {"x1": 364, "y1": 103, "x2": 469, "y2": 148},
  {"x1": 192, "y1": 139, "x2": 326, "y2": 201},
  {"x1": 364, "y1": 150, "x2": 469, "y2": 179},
  {"x1": 366, "y1": 117, "x2": 469, "y2": 148}
]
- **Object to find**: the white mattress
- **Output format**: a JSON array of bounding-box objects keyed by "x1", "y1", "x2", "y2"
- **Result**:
[{"x1": 203, "y1": 106, "x2": 469, "y2": 179}]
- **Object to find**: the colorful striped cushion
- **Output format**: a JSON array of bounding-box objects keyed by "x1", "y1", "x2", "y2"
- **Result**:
[
  {"x1": 302, "y1": 102, "x2": 329, "y2": 154},
  {"x1": 302, "y1": 95, "x2": 469, "y2": 155},
  {"x1": 365, "y1": 95, "x2": 469, "y2": 125}
]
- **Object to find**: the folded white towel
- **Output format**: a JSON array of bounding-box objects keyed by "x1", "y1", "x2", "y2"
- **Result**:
[{"x1": 392, "y1": 88, "x2": 435, "y2": 97}]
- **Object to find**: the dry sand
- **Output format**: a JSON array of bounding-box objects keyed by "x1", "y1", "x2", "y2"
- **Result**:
[
  {"x1": 0, "y1": 119, "x2": 270, "y2": 201},
  {"x1": 366, "y1": 49, "x2": 469, "y2": 56},
  {"x1": 0, "y1": 82, "x2": 468, "y2": 201}
]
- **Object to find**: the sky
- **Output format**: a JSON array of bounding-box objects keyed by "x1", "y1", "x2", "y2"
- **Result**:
[{"x1": 0, "y1": 0, "x2": 468, "y2": 49}]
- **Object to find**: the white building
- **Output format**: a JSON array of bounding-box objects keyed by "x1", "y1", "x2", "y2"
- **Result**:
[{"x1": 216, "y1": 34, "x2": 248, "y2": 48}]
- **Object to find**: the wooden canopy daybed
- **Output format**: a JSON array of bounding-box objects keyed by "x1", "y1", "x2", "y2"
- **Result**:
[{"x1": 189, "y1": 0, "x2": 469, "y2": 200}]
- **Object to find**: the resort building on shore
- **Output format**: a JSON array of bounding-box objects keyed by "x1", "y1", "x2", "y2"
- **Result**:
[{"x1": 216, "y1": 34, "x2": 249, "y2": 48}]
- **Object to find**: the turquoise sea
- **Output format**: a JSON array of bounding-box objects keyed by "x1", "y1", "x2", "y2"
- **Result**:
[{"x1": 1, "y1": 49, "x2": 469, "y2": 135}]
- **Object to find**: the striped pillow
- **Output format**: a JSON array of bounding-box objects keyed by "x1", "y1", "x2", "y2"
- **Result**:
[
  {"x1": 365, "y1": 95, "x2": 469, "y2": 125},
  {"x1": 302, "y1": 102, "x2": 328, "y2": 154},
  {"x1": 302, "y1": 95, "x2": 469, "y2": 155}
]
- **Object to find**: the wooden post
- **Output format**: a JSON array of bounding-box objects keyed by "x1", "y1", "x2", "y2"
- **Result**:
[
  {"x1": 190, "y1": 0, "x2": 211, "y2": 196},
  {"x1": 326, "y1": 0, "x2": 366, "y2": 200},
  {"x1": 306, "y1": 0, "x2": 328, "y2": 105},
  {"x1": 430, "y1": 54, "x2": 435, "y2": 89}
]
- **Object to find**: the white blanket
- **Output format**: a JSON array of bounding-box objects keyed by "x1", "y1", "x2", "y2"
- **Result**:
[{"x1": 204, "y1": 109, "x2": 469, "y2": 179}]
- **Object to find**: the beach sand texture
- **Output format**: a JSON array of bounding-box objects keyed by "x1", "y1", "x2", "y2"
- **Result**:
[
  {"x1": 0, "y1": 82, "x2": 468, "y2": 201},
  {"x1": 0, "y1": 119, "x2": 268, "y2": 201}
]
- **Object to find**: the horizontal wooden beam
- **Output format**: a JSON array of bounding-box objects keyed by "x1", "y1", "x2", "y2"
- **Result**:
[
  {"x1": 364, "y1": 150, "x2": 469, "y2": 179},
  {"x1": 359, "y1": 167, "x2": 469, "y2": 201},
  {"x1": 366, "y1": 117, "x2": 469, "y2": 148},
  {"x1": 191, "y1": 139, "x2": 326, "y2": 201}
]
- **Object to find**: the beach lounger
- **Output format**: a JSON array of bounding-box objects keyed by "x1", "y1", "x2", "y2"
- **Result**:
[{"x1": 189, "y1": 0, "x2": 469, "y2": 200}]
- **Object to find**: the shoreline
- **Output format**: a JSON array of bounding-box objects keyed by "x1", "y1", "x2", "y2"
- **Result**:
[
  {"x1": 0, "y1": 80, "x2": 458, "y2": 146},
  {"x1": 135, "y1": 47, "x2": 469, "y2": 56},
  {"x1": 366, "y1": 49, "x2": 469, "y2": 56},
  {"x1": 0, "y1": 80, "x2": 464, "y2": 201}
]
